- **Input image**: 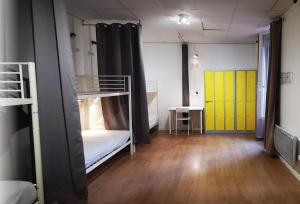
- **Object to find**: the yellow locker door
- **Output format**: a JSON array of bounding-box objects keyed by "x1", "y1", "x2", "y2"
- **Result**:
[
  {"x1": 246, "y1": 71, "x2": 256, "y2": 130},
  {"x1": 205, "y1": 71, "x2": 215, "y2": 131},
  {"x1": 215, "y1": 72, "x2": 225, "y2": 130},
  {"x1": 236, "y1": 71, "x2": 246, "y2": 130},
  {"x1": 225, "y1": 71, "x2": 235, "y2": 131}
]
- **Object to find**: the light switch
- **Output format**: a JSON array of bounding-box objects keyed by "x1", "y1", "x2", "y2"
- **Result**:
[{"x1": 281, "y1": 72, "x2": 293, "y2": 84}]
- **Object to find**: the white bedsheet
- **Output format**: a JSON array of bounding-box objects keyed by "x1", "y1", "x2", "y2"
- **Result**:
[
  {"x1": 0, "y1": 181, "x2": 36, "y2": 204},
  {"x1": 149, "y1": 114, "x2": 159, "y2": 129},
  {"x1": 82, "y1": 130, "x2": 130, "y2": 169}
]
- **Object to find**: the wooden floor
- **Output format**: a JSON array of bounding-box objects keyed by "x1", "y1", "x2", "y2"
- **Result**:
[{"x1": 87, "y1": 132, "x2": 300, "y2": 204}]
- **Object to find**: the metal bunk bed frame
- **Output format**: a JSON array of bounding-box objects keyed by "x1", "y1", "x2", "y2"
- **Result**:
[
  {"x1": 76, "y1": 75, "x2": 135, "y2": 173},
  {"x1": 0, "y1": 62, "x2": 44, "y2": 204}
]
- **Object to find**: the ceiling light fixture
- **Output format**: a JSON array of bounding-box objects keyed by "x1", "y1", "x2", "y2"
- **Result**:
[{"x1": 178, "y1": 14, "x2": 191, "y2": 25}]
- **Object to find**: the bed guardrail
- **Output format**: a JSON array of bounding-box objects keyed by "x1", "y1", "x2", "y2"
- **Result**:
[
  {"x1": 0, "y1": 63, "x2": 38, "y2": 107},
  {"x1": 75, "y1": 75, "x2": 130, "y2": 94},
  {"x1": 0, "y1": 63, "x2": 29, "y2": 99}
]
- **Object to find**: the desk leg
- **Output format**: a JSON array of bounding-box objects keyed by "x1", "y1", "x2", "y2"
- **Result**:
[
  {"x1": 169, "y1": 110, "x2": 172, "y2": 134},
  {"x1": 200, "y1": 110, "x2": 203, "y2": 134}
]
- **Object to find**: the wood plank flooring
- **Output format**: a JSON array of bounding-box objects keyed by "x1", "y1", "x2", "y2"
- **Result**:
[{"x1": 87, "y1": 132, "x2": 300, "y2": 204}]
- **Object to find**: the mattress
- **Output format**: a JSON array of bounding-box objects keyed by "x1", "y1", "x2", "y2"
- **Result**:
[
  {"x1": 0, "y1": 181, "x2": 37, "y2": 204},
  {"x1": 82, "y1": 130, "x2": 131, "y2": 169},
  {"x1": 149, "y1": 114, "x2": 159, "y2": 129}
]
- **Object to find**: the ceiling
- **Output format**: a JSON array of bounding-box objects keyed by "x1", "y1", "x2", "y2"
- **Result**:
[{"x1": 66, "y1": 0, "x2": 294, "y2": 43}]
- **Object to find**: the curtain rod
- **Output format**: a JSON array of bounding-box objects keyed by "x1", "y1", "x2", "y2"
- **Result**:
[
  {"x1": 68, "y1": 12, "x2": 141, "y2": 26},
  {"x1": 81, "y1": 20, "x2": 142, "y2": 27}
]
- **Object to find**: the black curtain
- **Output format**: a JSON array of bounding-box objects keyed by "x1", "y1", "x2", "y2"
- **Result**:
[
  {"x1": 96, "y1": 23, "x2": 150, "y2": 144},
  {"x1": 182, "y1": 44, "x2": 190, "y2": 106},
  {"x1": 264, "y1": 19, "x2": 282, "y2": 156},
  {"x1": 31, "y1": 0, "x2": 87, "y2": 201}
]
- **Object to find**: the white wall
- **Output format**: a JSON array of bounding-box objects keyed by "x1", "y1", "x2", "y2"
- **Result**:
[
  {"x1": 281, "y1": 2, "x2": 300, "y2": 139},
  {"x1": 143, "y1": 43, "x2": 182, "y2": 130},
  {"x1": 69, "y1": 16, "x2": 98, "y2": 76},
  {"x1": 68, "y1": 15, "x2": 105, "y2": 130},
  {"x1": 143, "y1": 43, "x2": 258, "y2": 130},
  {"x1": 188, "y1": 44, "x2": 258, "y2": 108}
]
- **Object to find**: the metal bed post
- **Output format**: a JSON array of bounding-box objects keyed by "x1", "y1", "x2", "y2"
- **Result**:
[
  {"x1": 19, "y1": 64, "x2": 25, "y2": 98},
  {"x1": 28, "y1": 62, "x2": 45, "y2": 204},
  {"x1": 128, "y1": 76, "x2": 135, "y2": 154}
]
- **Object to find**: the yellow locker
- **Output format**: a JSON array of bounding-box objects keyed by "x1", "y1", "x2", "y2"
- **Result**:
[
  {"x1": 246, "y1": 71, "x2": 256, "y2": 130},
  {"x1": 225, "y1": 71, "x2": 235, "y2": 131},
  {"x1": 205, "y1": 71, "x2": 215, "y2": 130},
  {"x1": 236, "y1": 71, "x2": 246, "y2": 130},
  {"x1": 215, "y1": 72, "x2": 225, "y2": 130}
]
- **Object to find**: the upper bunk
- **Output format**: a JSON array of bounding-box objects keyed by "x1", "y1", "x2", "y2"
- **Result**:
[
  {"x1": 75, "y1": 75, "x2": 131, "y2": 99},
  {"x1": 0, "y1": 62, "x2": 37, "y2": 107}
]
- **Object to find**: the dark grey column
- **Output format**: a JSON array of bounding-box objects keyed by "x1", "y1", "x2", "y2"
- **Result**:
[{"x1": 182, "y1": 44, "x2": 190, "y2": 106}]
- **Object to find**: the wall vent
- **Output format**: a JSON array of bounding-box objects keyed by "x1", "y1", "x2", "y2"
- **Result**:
[{"x1": 274, "y1": 125, "x2": 298, "y2": 166}]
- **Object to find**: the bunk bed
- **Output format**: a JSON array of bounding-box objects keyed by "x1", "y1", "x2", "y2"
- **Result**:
[
  {"x1": 146, "y1": 81, "x2": 159, "y2": 129},
  {"x1": 0, "y1": 62, "x2": 44, "y2": 204},
  {"x1": 76, "y1": 75, "x2": 135, "y2": 173}
]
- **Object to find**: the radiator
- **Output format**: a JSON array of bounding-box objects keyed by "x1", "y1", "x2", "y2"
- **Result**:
[{"x1": 274, "y1": 125, "x2": 298, "y2": 166}]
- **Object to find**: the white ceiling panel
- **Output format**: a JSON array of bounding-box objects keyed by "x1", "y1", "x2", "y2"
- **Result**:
[
  {"x1": 272, "y1": 0, "x2": 294, "y2": 11},
  {"x1": 203, "y1": 21, "x2": 231, "y2": 30},
  {"x1": 158, "y1": 0, "x2": 198, "y2": 10},
  {"x1": 119, "y1": 0, "x2": 162, "y2": 9},
  {"x1": 230, "y1": 22, "x2": 260, "y2": 31},
  {"x1": 237, "y1": 0, "x2": 276, "y2": 10},
  {"x1": 232, "y1": 10, "x2": 267, "y2": 22},
  {"x1": 94, "y1": 9, "x2": 137, "y2": 20},
  {"x1": 266, "y1": 10, "x2": 286, "y2": 20},
  {"x1": 190, "y1": 10, "x2": 233, "y2": 21},
  {"x1": 177, "y1": 29, "x2": 204, "y2": 41},
  {"x1": 226, "y1": 30, "x2": 258, "y2": 40},
  {"x1": 197, "y1": 0, "x2": 237, "y2": 10},
  {"x1": 67, "y1": 6, "x2": 101, "y2": 20},
  {"x1": 131, "y1": 9, "x2": 168, "y2": 21},
  {"x1": 66, "y1": 0, "x2": 123, "y2": 9},
  {"x1": 66, "y1": 0, "x2": 294, "y2": 43},
  {"x1": 203, "y1": 30, "x2": 228, "y2": 38}
]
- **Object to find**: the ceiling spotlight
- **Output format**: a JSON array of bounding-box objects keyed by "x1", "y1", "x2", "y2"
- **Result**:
[
  {"x1": 178, "y1": 14, "x2": 191, "y2": 25},
  {"x1": 194, "y1": 54, "x2": 199, "y2": 58},
  {"x1": 94, "y1": 97, "x2": 100, "y2": 103}
]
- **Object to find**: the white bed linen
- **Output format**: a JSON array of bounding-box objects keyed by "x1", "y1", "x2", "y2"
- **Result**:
[
  {"x1": 0, "y1": 181, "x2": 36, "y2": 204},
  {"x1": 82, "y1": 130, "x2": 130, "y2": 169},
  {"x1": 149, "y1": 114, "x2": 159, "y2": 129}
]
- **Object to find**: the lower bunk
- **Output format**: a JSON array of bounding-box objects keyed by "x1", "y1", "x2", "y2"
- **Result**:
[
  {"x1": 82, "y1": 130, "x2": 133, "y2": 173},
  {"x1": 0, "y1": 180, "x2": 37, "y2": 204}
]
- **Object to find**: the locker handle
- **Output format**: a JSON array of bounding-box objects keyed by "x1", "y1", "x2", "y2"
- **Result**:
[{"x1": 205, "y1": 100, "x2": 213, "y2": 103}]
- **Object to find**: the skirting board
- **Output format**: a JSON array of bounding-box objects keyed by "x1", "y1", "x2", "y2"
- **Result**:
[{"x1": 279, "y1": 156, "x2": 300, "y2": 182}]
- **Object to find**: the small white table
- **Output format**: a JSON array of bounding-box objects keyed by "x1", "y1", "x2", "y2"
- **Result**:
[{"x1": 168, "y1": 106, "x2": 203, "y2": 135}]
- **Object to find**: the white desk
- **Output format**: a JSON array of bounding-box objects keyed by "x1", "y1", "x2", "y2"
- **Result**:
[{"x1": 168, "y1": 106, "x2": 203, "y2": 135}]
